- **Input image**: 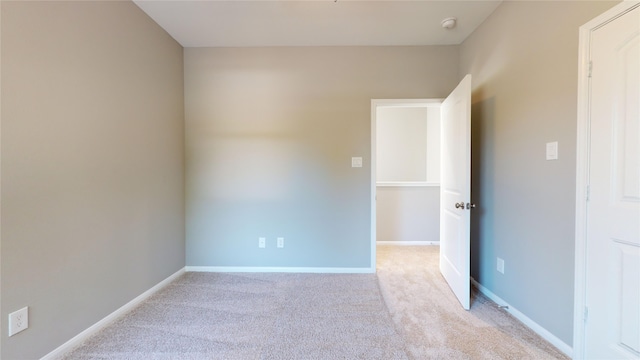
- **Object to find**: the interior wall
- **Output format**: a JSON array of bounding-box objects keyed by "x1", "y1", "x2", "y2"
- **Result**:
[
  {"x1": 376, "y1": 187, "x2": 440, "y2": 243},
  {"x1": 376, "y1": 106, "x2": 429, "y2": 183},
  {"x1": 185, "y1": 46, "x2": 458, "y2": 268},
  {"x1": 1, "y1": 1, "x2": 185, "y2": 358},
  {"x1": 459, "y1": 0, "x2": 618, "y2": 346}
]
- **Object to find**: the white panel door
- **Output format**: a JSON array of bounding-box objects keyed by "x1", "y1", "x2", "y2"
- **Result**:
[
  {"x1": 440, "y1": 75, "x2": 472, "y2": 310},
  {"x1": 586, "y1": 4, "x2": 640, "y2": 358}
]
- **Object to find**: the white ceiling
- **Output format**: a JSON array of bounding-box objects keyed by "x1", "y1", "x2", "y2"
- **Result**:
[{"x1": 133, "y1": 1, "x2": 503, "y2": 47}]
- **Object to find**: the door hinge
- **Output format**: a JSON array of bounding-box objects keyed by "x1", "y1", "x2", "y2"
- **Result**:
[
  {"x1": 584, "y1": 306, "x2": 589, "y2": 323},
  {"x1": 588, "y1": 61, "x2": 593, "y2": 78},
  {"x1": 586, "y1": 185, "x2": 590, "y2": 201}
]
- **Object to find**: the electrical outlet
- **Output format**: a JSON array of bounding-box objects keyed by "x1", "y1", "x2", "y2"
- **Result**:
[
  {"x1": 497, "y1": 258, "x2": 505, "y2": 274},
  {"x1": 9, "y1": 307, "x2": 29, "y2": 336},
  {"x1": 258, "y1": 237, "x2": 266, "y2": 248},
  {"x1": 546, "y1": 141, "x2": 558, "y2": 160},
  {"x1": 277, "y1": 237, "x2": 284, "y2": 248}
]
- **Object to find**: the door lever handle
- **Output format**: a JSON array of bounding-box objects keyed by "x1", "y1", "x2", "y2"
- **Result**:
[{"x1": 455, "y1": 202, "x2": 465, "y2": 209}]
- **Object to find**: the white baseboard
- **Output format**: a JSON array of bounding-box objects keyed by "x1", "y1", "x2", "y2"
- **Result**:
[
  {"x1": 41, "y1": 268, "x2": 185, "y2": 360},
  {"x1": 470, "y1": 278, "x2": 573, "y2": 358},
  {"x1": 185, "y1": 266, "x2": 375, "y2": 274},
  {"x1": 376, "y1": 241, "x2": 439, "y2": 246}
]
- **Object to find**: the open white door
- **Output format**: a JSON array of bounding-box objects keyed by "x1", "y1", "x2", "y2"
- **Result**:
[{"x1": 440, "y1": 74, "x2": 472, "y2": 310}]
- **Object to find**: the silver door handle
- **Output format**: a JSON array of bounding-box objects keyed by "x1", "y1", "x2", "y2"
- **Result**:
[
  {"x1": 466, "y1": 203, "x2": 476, "y2": 210},
  {"x1": 455, "y1": 202, "x2": 465, "y2": 209}
]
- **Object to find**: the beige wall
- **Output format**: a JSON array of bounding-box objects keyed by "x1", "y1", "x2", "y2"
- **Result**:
[
  {"x1": 185, "y1": 46, "x2": 457, "y2": 268},
  {"x1": 376, "y1": 106, "x2": 429, "y2": 183},
  {"x1": 1, "y1": 1, "x2": 185, "y2": 358},
  {"x1": 459, "y1": 0, "x2": 618, "y2": 346},
  {"x1": 376, "y1": 187, "x2": 440, "y2": 243}
]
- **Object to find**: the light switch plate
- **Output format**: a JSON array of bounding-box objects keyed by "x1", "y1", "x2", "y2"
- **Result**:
[
  {"x1": 546, "y1": 142, "x2": 558, "y2": 160},
  {"x1": 351, "y1": 157, "x2": 363, "y2": 168},
  {"x1": 497, "y1": 258, "x2": 505, "y2": 274}
]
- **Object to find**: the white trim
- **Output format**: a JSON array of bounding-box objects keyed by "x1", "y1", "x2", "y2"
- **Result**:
[
  {"x1": 40, "y1": 268, "x2": 185, "y2": 360},
  {"x1": 471, "y1": 278, "x2": 572, "y2": 358},
  {"x1": 573, "y1": 11, "x2": 591, "y2": 360},
  {"x1": 376, "y1": 182, "x2": 440, "y2": 187},
  {"x1": 376, "y1": 241, "x2": 439, "y2": 246},
  {"x1": 185, "y1": 266, "x2": 375, "y2": 274},
  {"x1": 371, "y1": 100, "x2": 378, "y2": 274},
  {"x1": 573, "y1": 2, "x2": 640, "y2": 359},
  {"x1": 0, "y1": 1, "x2": 3, "y2": 355}
]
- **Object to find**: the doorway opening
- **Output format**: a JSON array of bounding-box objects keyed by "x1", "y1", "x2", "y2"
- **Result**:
[
  {"x1": 370, "y1": 99, "x2": 444, "y2": 283},
  {"x1": 371, "y1": 99, "x2": 443, "y2": 253},
  {"x1": 371, "y1": 74, "x2": 473, "y2": 311}
]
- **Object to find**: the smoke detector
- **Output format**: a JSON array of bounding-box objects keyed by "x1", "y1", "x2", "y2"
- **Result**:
[{"x1": 441, "y1": 17, "x2": 457, "y2": 30}]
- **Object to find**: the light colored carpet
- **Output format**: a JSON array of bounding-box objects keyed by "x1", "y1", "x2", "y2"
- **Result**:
[
  {"x1": 62, "y1": 272, "x2": 408, "y2": 359},
  {"x1": 376, "y1": 245, "x2": 569, "y2": 360},
  {"x1": 61, "y1": 245, "x2": 569, "y2": 360}
]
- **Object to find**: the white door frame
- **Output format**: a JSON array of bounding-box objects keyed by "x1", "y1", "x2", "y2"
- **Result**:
[
  {"x1": 573, "y1": 2, "x2": 640, "y2": 358},
  {"x1": 0, "y1": 2, "x2": 3, "y2": 356},
  {"x1": 370, "y1": 99, "x2": 442, "y2": 270},
  {"x1": 0, "y1": 2, "x2": 3, "y2": 355}
]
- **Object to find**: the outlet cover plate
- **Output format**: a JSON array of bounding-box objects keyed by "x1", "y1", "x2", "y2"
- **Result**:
[
  {"x1": 9, "y1": 307, "x2": 28, "y2": 336},
  {"x1": 497, "y1": 258, "x2": 505, "y2": 274},
  {"x1": 546, "y1": 141, "x2": 558, "y2": 160},
  {"x1": 277, "y1": 237, "x2": 284, "y2": 248},
  {"x1": 258, "y1": 237, "x2": 266, "y2": 248}
]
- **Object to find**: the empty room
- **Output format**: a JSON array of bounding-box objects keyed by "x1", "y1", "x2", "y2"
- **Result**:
[{"x1": 1, "y1": 0, "x2": 638, "y2": 359}]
